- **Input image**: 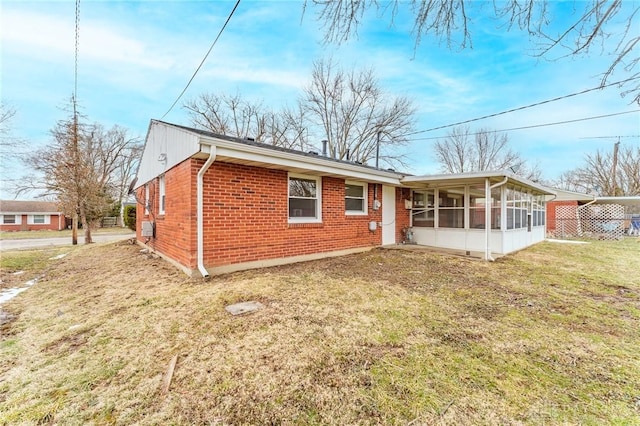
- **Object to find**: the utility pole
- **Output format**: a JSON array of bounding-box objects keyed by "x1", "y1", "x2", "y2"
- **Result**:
[
  {"x1": 71, "y1": 110, "x2": 79, "y2": 245},
  {"x1": 71, "y1": 0, "x2": 80, "y2": 245},
  {"x1": 612, "y1": 139, "x2": 620, "y2": 196}
]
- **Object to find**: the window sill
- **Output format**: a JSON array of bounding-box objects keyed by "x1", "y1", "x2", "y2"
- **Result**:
[{"x1": 346, "y1": 211, "x2": 368, "y2": 216}]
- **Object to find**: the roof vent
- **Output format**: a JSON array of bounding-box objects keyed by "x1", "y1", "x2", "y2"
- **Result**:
[
  {"x1": 387, "y1": 168, "x2": 395, "y2": 172},
  {"x1": 245, "y1": 137, "x2": 255, "y2": 142},
  {"x1": 308, "y1": 151, "x2": 319, "y2": 155}
]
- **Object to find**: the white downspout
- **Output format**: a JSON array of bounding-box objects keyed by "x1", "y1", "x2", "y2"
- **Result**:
[
  {"x1": 197, "y1": 145, "x2": 217, "y2": 279},
  {"x1": 485, "y1": 176, "x2": 509, "y2": 262}
]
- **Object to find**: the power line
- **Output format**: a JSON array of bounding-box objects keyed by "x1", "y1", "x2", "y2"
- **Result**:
[
  {"x1": 579, "y1": 135, "x2": 639, "y2": 139},
  {"x1": 160, "y1": 0, "x2": 241, "y2": 120},
  {"x1": 407, "y1": 110, "x2": 640, "y2": 141},
  {"x1": 406, "y1": 76, "x2": 640, "y2": 136}
]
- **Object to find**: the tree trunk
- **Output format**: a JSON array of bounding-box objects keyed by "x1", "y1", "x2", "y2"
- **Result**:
[{"x1": 80, "y1": 204, "x2": 93, "y2": 244}]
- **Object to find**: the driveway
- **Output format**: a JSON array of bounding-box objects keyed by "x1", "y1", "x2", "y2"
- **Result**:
[{"x1": 0, "y1": 233, "x2": 135, "y2": 251}]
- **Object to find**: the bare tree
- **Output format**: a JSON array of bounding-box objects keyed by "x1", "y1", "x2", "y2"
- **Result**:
[
  {"x1": 184, "y1": 93, "x2": 270, "y2": 142},
  {"x1": 0, "y1": 103, "x2": 26, "y2": 164},
  {"x1": 308, "y1": 0, "x2": 640, "y2": 103},
  {"x1": 301, "y1": 58, "x2": 416, "y2": 167},
  {"x1": 268, "y1": 105, "x2": 310, "y2": 151},
  {"x1": 556, "y1": 142, "x2": 640, "y2": 195},
  {"x1": 106, "y1": 126, "x2": 143, "y2": 207},
  {"x1": 19, "y1": 116, "x2": 142, "y2": 243},
  {"x1": 187, "y1": 59, "x2": 417, "y2": 168},
  {"x1": 185, "y1": 93, "x2": 313, "y2": 151},
  {"x1": 433, "y1": 126, "x2": 540, "y2": 179}
]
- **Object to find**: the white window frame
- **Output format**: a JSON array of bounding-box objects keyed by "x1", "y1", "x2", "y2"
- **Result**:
[
  {"x1": 345, "y1": 181, "x2": 368, "y2": 215},
  {"x1": 288, "y1": 173, "x2": 322, "y2": 223},
  {"x1": 28, "y1": 214, "x2": 50, "y2": 225},
  {"x1": 159, "y1": 175, "x2": 166, "y2": 215},
  {"x1": 144, "y1": 184, "x2": 150, "y2": 215},
  {"x1": 2, "y1": 214, "x2": 21, "y2": 225}
]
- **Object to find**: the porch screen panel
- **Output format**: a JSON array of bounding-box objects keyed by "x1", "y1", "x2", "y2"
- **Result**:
[
  {"x1": 412, "y1": 190, "x2": 434, "y2": 227},
  {"x1": 469, "y1": 185, "x2": 486, "y2": 229},
  {"x1": 438, "y1": 188, "x2": 464, "y2": 228}
]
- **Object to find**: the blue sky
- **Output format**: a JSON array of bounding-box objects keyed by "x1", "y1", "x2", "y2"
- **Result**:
[{"x1": 1, "y1": 0, "x2": 639, "y2": 199}]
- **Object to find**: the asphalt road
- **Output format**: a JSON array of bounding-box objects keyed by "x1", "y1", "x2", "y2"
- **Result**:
[{"x1": 0, "y1": 233, "x2": 136, "y2": 251}]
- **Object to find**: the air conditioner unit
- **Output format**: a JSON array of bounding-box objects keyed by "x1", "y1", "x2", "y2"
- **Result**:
[{"x1": 141, "y1": 221, "x2": 154, "y2": 237}]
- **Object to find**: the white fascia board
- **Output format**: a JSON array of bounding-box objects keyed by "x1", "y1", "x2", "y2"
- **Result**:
[
  {"x1": 595, "y1": 196, "x2": 640, "y2": 202},
  {"x1": 403, "y1": 170, "x2": 514, "y2": 183},
  {"x1": 548, "y1": 188, "x2": 595, "y2": 201},
  {"x1": 402, "y1": 171, "x2": 555, "y2": 195},
  {"x1": 200, "y1": 140, "x2": 403, "y2": 185}
]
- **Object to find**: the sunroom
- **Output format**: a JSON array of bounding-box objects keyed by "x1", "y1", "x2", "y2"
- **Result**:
[{"x1": 401, "y1": 171, "x2": 555, "y2": 260}]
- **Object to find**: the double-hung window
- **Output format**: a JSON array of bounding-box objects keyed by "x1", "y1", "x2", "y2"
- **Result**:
[
  {"x1": 28, "y1": 214, "x2": 48, "y2": 225},
  {"x1": 288, "y1": 174, "x2": 321, "y2": 222},
  {"x1": 159, "y1": 175, "x2": 166, "y2": 215},
  {"x1": 2, "y1": 215, "x2": 16, "y2": 224},
  {"x1": 144, "y1": 184, "x2": 150, "y2": 215},
  {"x1": 345, "y1": 181, "x2": 367, "y2": 215}
]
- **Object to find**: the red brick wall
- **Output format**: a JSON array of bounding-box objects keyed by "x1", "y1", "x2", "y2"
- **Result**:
[
  {"x1": 0, "y1": 214, "x2": 65, "y2": 232},
  {"x1": 137, "y1": 160, "x2": 197, "y2": 268},
  {"x1": 546, "y1": 200, "x2": 578, "y2": 232},
  {"x1": 202, "y1": 161, "x2": 382, "y2": 268},
  {"x1": 395, "y1": 187, "x2": 411, "y2": 243},
  {"x1": 138, "y1": 158, "x2": 393, "y2": 272}
]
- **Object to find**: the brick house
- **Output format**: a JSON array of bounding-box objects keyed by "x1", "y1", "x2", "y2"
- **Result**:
[
  {"x1": 135, "y1": 121, "x2": 552, "y2": 277},
  {"x1": 135, "y1": 120, "x2": 408, "y2": 277},
  {"x1": 0, "y1": 200, "x2": 66, "y2": 232}
]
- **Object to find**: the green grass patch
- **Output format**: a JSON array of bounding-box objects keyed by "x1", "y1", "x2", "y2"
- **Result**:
[{"x1": 0, "y1": 249, "x2": 65, "y2": 273}]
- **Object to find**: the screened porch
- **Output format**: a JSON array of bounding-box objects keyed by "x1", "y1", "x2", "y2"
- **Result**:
[{"x1": 400, "y1": 172, "x2": 555, "y2": 260}]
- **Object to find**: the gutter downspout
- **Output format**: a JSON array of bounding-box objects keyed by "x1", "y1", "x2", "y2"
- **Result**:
[
  {"x1": 197, "y1": 145, "x2": 217, "y2": 279},
  {"x1": 485, "y1": 176, "x2": 509, "y2": 262}
]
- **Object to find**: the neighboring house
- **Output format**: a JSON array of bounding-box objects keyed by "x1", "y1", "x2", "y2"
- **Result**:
[
  {"x1": 135, "y1": 120, "x2": 553, "y2": 277},
  {"x1": 0, "y1": 200, "x2": 66, "y2": 232},
  {"x1": 546, "y1": 189, "x2": 640, "y2": 238}
]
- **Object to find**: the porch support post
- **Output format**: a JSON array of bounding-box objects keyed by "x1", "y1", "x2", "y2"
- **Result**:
[
  {"x1": 484, "y1": 178, "x2": 491, "y2": 261},
  {"x1": 486, "y1": 176, "x2": 509, "y2": 261}
]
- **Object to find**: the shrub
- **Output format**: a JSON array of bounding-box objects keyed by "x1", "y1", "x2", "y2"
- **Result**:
[{"x1": 124, "y1": 205, "x2": 136, "y2": 231}]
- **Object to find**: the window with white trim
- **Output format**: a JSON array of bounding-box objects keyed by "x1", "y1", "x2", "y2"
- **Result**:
[
  {"x1": 345, "y1": 181, "x2": 367, "y2": 215},
  {"x1": 288, "y1": 174, "x2": 321, "y2": 222},
  {"x1": 144, "y1": 184, "x2": 150, "y2": 215},
  {"x1": 28, "y1": 214, "x2": 49, "y2": 225},
  {"x1": 2, "y1": 214, "x2": 18, "y2": 224},
  {"x1": 159, "y1": 175, "x2": 166, "y2": 215}
]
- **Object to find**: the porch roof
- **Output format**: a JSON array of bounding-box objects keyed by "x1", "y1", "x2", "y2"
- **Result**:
[{"x1": 401, "y1": 171, "x2": 555, "y2": 195}]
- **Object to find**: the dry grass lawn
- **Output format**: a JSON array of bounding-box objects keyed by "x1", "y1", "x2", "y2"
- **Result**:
[{"x1": 1, "y1": 238, "x2": 639, "y2": 425}]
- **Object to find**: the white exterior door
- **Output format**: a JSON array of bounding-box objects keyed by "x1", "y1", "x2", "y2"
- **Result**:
[{"x1": 382, "y1": 185, "x2": 396, "y2": 245}]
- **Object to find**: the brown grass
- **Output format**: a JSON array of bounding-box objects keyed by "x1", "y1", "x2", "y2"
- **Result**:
[{"x1": 1, "y1": 238, "x2": 639, "y2": 425}]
